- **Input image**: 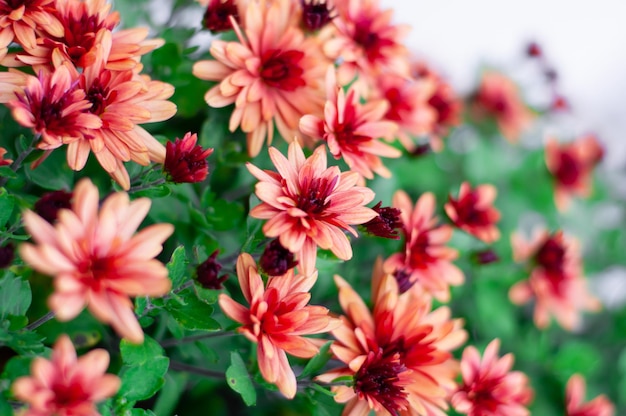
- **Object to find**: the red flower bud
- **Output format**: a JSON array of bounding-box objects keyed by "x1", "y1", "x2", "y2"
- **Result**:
[
  {"x1": 363, "y1": 202, "x2": 402, "y2": 239},
  {"x1": 164, "y1": 132, "x2": 214, "y2": 184},
  {"x1": 196, "y1": 250, "x2": 228, "y2": 290},
  {"x1": 34, "y1": 190, "x2": 73, "y2": 223},
  {"x1": 202, "y1": 0, "x2": 240, "y2": 33},
  {"x1": 259, "y1": 239, "x2": 297, "y2": 276}
]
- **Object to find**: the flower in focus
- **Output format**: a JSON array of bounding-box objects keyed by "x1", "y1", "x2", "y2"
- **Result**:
[
  {"x1": 164, "y1": 132, "x2": 214, "y2": 183},
  {"x1": 0, "y1": 146, "x2": 12, "y2": 166},
  {"x1": 218, "y1": 253, "x2": 339, "y2": 398},
  {"x1": 300, "y1": 67, "x2": 400, "y2": 179},
  {"x1": 362, "y1": 201, "x2": 401, "y2": 239},
  {"x1": 545, "y1": 134, "x2": 603, "y2": 212},
  {"x1": 17, "y1": 0, "x2": 163, "y2": 72},
  {"x1": 201, "y1": 0, "x2": 241, "y2": 33},
  {"x1": 473, "y1": 71, "x2": 533, "y2": 143},
  {"x1": 12, "y1": 335, "x2": 120, "y2": 415},
  {"x1": 33, "y1": 190, "x2": 73, "y2": 223},
  {"x1": 195, "y1": 250, "x2": 228, "y2": 290},
  {"x1": 317, "y1": 260, "x2": 467, "y2": 415},
  {"x1": 299, "y1": 0, "x2": 335, "y2": 32},
  {"x1": 247, "y1": 140, "x2": 377, "y2": 276},
  {"x1": 193, "y1": 0, "x2": 327, "y2": 157},
  {"x1": 451, "y1": 339, "x2": 534, "y2": 416},
  {"x1": 445, "y1": 182, "x2": 501, "y2": 244},
  {"x1": 0, "y1": 0, "x2": 63, "y2": 57},
  {"x1": 324, "y1": 0, "x2": 410, "y2": 93},
  {"x1": 69, "y1": 35, "x2": 176, "y2": 189},
  {"x1": 384, "y1": 190, "x2": 464, "y2": 301},
  {"x1": 375, "y1": 72, "x2": 437, "y2": 153},
  {"x1": 259, "y1": 238, "x2": 298, "y2": 276},
  {"x1": 20, "y1": 178, "x2": 174, "y2": 343},
  {"x1": 4, "y1": 65, "x2": 101, "y2": 151},
  {"x1": 509, "y1": 229, "x2": 601, "y2": 330},
  {"x1": 565, "y1": 374, "x2": 615, "y2": 416}
]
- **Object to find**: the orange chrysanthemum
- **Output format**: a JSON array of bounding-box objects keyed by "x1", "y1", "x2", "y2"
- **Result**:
[
  {"x1": 545, "y1": 134, "x2": 603, "y2": 212},
  {"x1": 4, "y1": 65, "x2": 101, "y2": 151},
  {"x1": 13, "y1": 335, "x2": 120, "y2": 416},
  {"x1": 323, "y1": 0, "x2": 410, "y2": 94},
  {"x1": 384, "y1": 190, "x2": 464, "y2": 301},
  {"x1": 193, "y1": 0, "x2": 327, "y2": 157},
  {"x1": 444, "y1": 182, "x2": 501, "y2": 244},
  {"x1": 0, "y1": 0, "x2": 63, "y2": 59},
  {"x1": 473, "y1": 71, "x2": 533, "y2": 143},
  {"x1": 299, "y1": 67, "x2": 400, "y2": 179},
  {"x1": 17, "y1": 0, "x2": 163, "y2": 71},
  {"x1": 65, "y1": 34, "x2": 176, "y2": 189},
  {"x1": 451, "y1": 339, "x2": 534, "y2": 416},
  {"x1": 565, "y1": 374, "x2": 615, "y2": 416},
  {"x1": 218, "y1": 253, "x2": 339, "y2": 398},
  {"x1": 20, "y1": 178, "x2": 174, "y2": 343},
  {"x1": 247, "y1": 140, "x2": 376, "y2": 276},
  {"x1": 317, "y1": 260, "x2": 467, "y2": 415},
  {"x1": 509, "y1": 229, "x2": 601, "y2": 330}
]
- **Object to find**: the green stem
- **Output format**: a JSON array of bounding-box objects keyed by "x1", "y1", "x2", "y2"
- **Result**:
[
  {"x1": 160, "y1": 330, "x2": 236, "y2": 348},
  {"x1": 169, "y1": 360, "x2": 225, "y2": 379},
  {"x1": 127, "y1": 177, "x2": 166, "y2": 194},
  {"x1": 0, "y1": 134, "x2": 38, "y2": 187},
  {"x1": 25, "y1": 311, "x2": 55, "y2": 331}
]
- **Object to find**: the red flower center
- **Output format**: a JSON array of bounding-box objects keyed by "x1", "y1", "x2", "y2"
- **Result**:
[
  {"x1": 352, "y1": 18, "x2": 394, "y2": 63},
  {"x1": 407, "y1": 233, "x2": 437, "y2": 269},
  {"x1": 86, "y1": 77, "x2": 112, "y2": 115},
  {"x1": 260, "y1": 49, "x2": 306, "y2": 91},
  {"x1": 300, "y1": 0, "x2": 334, "y2": 31},
  {"x1": 296, "y1": 176, "x2": 337, "y2": 216},
  {"x1": 61, "y1": 14, "x2": 115, "y2": 65},
  {"x1": 3, "y1": 0, "x2": 34, "y2": 10},
  {"x1": 51, "y1": 380, "x2": 90, "y2": 408},
  {"x1": 428, "y1": 88, "x2": 456, "y2": 125},
  {"x1": 354, "y1": 350, "x2": 409, "y2": 414},
  {"x1": 555, "y1": 151, "x2": 582, "y2": 187},
  {"x1": 450, "y1": 191, "x2": 492, "y2": 227},
  {"x1": 78, "y1": 255, "x2": 118, "y2": 288},
  {"x1": 535, "y1": 235, "x2": 567, "y2": 294},
  {"x1": 464, "y1": 377, "x2": 503, "y2": 413},
  {"x1": 383, "y1": 86, "x2": 412, "y2": 122}
]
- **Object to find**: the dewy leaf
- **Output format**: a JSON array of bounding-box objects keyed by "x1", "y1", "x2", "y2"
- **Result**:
[
  {"x1": 166, "y1": 246, "x2": 188, "y2": 289},
  {"x1": 0, "y1": 272, "x2": 31, "y2": 319},
  {"x1": 299, "y1": 341, "x2": 333, "y2": 379},
  {"x1": 226, "y1": 352, "x2": 256, "y2": 406},
  {"x1": 165, "y1": 288, "x2": 221, "y2": 331}
]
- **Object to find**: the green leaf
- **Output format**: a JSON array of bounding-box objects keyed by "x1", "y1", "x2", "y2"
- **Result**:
[
  {"x1": 299, "y1": 341, "x2": 333, "y2": 379},
  {"x1": 153, "y1": 372, "x2": 187, "y2": 416},
  {"x1": 165, "y1": 289, "x2": 221, "y2": 331},
  {"x1": 133, "y1": 184, "x2": 171, "y2": 199},
  {"x1": 0, "y1": 396, "x2": 13, "y2": 416},
  {"x1": 308, "y1": 382, "x2": 336, "y2": 397},
  {"x1": 0, "y1": 324, "x2": 45, "y2": 355},
  {"x1": 23, "y1": 149, "x2": 74, "y2": 191},
  {"x1": 130, "y1": 410, "x2": 157, "y2": 416},
  {"x1": 193, "y1": 283, "x2": 219, "y2": 305},
  {"x1": 166, "y1": 246, "x2": 188, "y2": 289},
  {"x1": 0, "y1": 167, "x2": 16, "y2": 180},
  {"x1": 120, "y1": 335, "x2": 164, "y2": 366},
  {"x1": 0, "y1": 273, "x2": 31, "y2": 319},
  {"x1": 552, "y1": 341, "x2": 601, "y2": 377},
  {"x1": 0, "y1": 355, "x2": 33, "y2": 381},
  {"x1": 0, "y1": 188, "x2": 14, "y2": 228},
  {"x1": 226, "y1": 352, "x2": 256, "y2": 406}
]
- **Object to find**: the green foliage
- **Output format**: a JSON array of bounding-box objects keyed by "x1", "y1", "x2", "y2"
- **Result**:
[
  {"x1": 118, "y1": 336, "x2": 170, "y2": 403},
  {"x1": 226, "y1": 352, "x2": 257, "y2": 406}
]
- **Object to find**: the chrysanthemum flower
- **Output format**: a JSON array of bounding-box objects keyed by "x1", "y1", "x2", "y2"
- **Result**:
[
  {"x1": 384, "y1": 190, "x2": 464, "y2": 301},
  {"x1": 193, "y1": 0, "x2": 327, "y2": 157},
  {"x1": 565, "y1": 374, "x2": 615, "y2": 416},
  {"x1": 218, "y1": 253, "x2": 339, "y2": 398},
  {"x1": 323, "y1": 0, "x2": 410, "y2": 93},
  {"x1": 445, "y1": 182, "x2": 501, "y2": 244},
  {"x1": 17, "y1": 0, "x2": 163, "y2": 71},
  {"x1": 299, "y1": 0, "x2": 335, "y2": 32},
  {"x1": 451, "y1": 339, "x2": 534, "y2": 416},
  {"x1": 164, "y1": 132, "x2": 214, "y2": 183},
  {"x1": 4, "y1": 65, "x2": 102, "y2": 151},
  {"x1": 259, "y1": 238, "x2": 298, "y2": 276},
  {"x1": 247, "y1": 140, "x2": 376, "y2": 276},
  {"x1": 20, "y1": 178, "x2": 174, "y2": 343},
  {"x1": 545, "y1": 134, "x2": 603, "y2": 212},
  {"x1": 0, "y1": 0, "x2": 63, "y2": 57},
  {"x1": 317, "y1": 260, "x2": 467, "y2": 415},
  {"x1": 66, "y1": 34, "x2": 176, "y2": 189},
  {"x1": 509, "y1": 229, "x2": 601, "y2": 330},
  {"x1": 201, "y1": 0, "x2": 241, "y2": 33},
  {"x1": 12, "y1": 335, "x2": 120, "y2": 415},
  {"x1": 0, "y1": 146, "x2": 12, "y2": 166},
  {"x1": 195, "y1": 250, "x2": 228, "y2": 290},
  {"x1": 362, "y1": 201, "x2": 401, "y2": 239},
  {"x1": 413, "y1": 62, "x2": 463, "y2": 151},
  {"x1": 473, "y1": 71, "x2": 533, "y2": 143},
  {"x1": 374, "y1": 72, "x2": 437, "y2": 153},
  {"x1": 299, "y1": 67, "x2": 400, "y2": 179}
]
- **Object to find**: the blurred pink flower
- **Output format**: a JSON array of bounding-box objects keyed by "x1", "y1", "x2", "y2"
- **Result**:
[
  {"x1": 299, "y1": 67, "x2": 400, "y2": 179},
  {"x1": 218, "y1": 253, "x2": 339, "y2": 398},
  {"x1": 566, "y1": 374, "x2": 615, "y2": 416},
  {"x1": 473, "y1": 71, "x2": 533, "y2": 143},
  {"x1": 451, "y1": 339, "x2": 533, "y2": 416},
  {"x1": 445, "y1": 182, "x2": 501, "y2": 243},
  {"x1": 545, "y1": 134, "x2": 603, "y2": 212},
  {"x1": 509, "y1": 229, "x2": 601, "y2": 330},
  {"x1": 384, "y1": 190, "x2": 464, "y2": 301},
  {"x1": 193, "y1": 0, "x2": 327, "y2": 157},
  {"x1": 13, "y1": 335, "x2": 120, "y2": 415},
  {"x1": 20, "y1": 178, "x2": 173, "y2": 343},
  {"x1": 247, "y1": 140, "x2": 376, "y2": 276}
]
